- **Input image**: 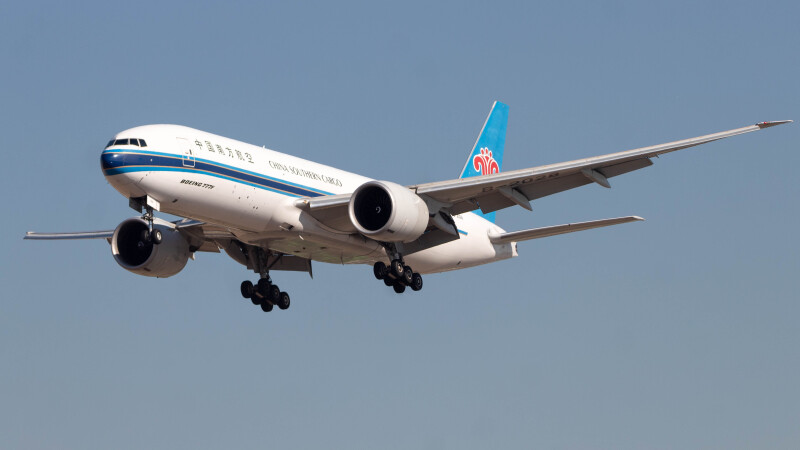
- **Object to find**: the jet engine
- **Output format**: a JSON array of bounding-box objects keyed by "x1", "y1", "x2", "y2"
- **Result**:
[
  {"x1": 111, "y1": 217, "x2": 191, "y2": 278},
  {"x1": 348, "y1": 180, "x2": 429, "y2": 243}
]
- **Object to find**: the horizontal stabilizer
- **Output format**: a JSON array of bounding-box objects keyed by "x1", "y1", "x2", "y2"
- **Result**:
[{"x1": 488, "y1": 216, "x2": 644, "y2": 245}]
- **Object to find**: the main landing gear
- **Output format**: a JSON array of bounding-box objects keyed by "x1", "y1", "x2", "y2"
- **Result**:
[
  {"x1": 240, "y1": 276, "x2": 290, "y2": 312},
  {"x1": 373, "y1": 259, "x2": 423, "y2": 294},
  {"x1": 238, "y1": 246, "x2": 291, "y2": 313}
]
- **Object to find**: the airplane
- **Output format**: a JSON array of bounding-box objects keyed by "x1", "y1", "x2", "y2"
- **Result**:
[{"x1": 25, "y1": 102, "x2": 791, "y2": 312}]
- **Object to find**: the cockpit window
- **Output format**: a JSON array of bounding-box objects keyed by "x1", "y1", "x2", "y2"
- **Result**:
[{"x1": 106, "y1": 137, "x2": 147, "y2": 148}]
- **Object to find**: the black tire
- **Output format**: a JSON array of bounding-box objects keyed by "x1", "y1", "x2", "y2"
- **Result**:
[
  {"x1": 277, "y1": 292, "x2": 291, "y2": 310},
  {"x1": 410, "y1": 273, "x2": 423, "y2": 291},
  {"x1": 373, "y1": 261, "x2": 388, "y2": 280},
  {"x1": 391, "y1": 259, "x2": 404, "y2": 278},
  {"x1": 254, "y1": 279, "x2": 271, "y2": 305},
  {"x1": 402, "y1": 266, "x2": 413, "y2": 285},
  {"x1": 383, "y1": 278, "x2": 394, "y2": 287},
  {"x1": 151, "y1": 229, "x2": 162, "y2": 245},
  {"x1": 393, "y1": 282, "x2": 406, "y2": 294},
  {"x1": 240, "y1": 280, "x2": 254, "y2": 298},
  {"x1": 268, "y1": 285, "x2": 281, "y2": 303},
  {"x1": 140, "y1": 229, "x2": 151, "y2": 243},
  {"x1": 261, "y1": 301, "x2": 273, "y2": 312}
]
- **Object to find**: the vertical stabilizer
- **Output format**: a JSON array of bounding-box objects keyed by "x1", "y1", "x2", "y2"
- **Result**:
[{"x1": 459, "y1": 101, "x2": 509, "y2": 223}]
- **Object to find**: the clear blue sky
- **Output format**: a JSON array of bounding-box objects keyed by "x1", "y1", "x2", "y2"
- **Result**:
[{"x1": 2, "y1": 1, "x2": 798, "y2": 448}]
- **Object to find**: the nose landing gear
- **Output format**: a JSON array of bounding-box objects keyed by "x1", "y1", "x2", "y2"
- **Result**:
[
  {"x1": 140, "y1": 228, "x2": 162, "y2": 245},
  {"x1": 129, "y1": 196, "x2": 163, "y2": 245}
]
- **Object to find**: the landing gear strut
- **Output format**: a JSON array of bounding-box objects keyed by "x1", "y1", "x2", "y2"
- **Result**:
[
  {"x1": 135, "y1": 210, "x2": 161, "y2": 246},
  {"x1": 238, "y1": 246, "x2": 291, "y2": 313},
  {"x1": 372, "y1": 246, "x2": 424, "y2": 294}
]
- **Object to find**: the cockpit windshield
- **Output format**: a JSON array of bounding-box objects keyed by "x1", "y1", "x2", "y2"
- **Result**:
[{"x1": 105, "y1": 138, "x2": 147, "y2": 148}]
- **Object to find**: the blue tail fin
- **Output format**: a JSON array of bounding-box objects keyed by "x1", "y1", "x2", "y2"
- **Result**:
[{"x1": 459, "y1": 101, "x2": 509, "y2": 223}]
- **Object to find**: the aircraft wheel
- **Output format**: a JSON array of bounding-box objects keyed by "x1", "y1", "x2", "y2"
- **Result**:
[
  {"x1": 373, "y1": 261, "x2": 388, "y2": 280},
  {"x1": 261, "y1": 301, "x2": 274, "y2": 312},
  {"x1": 240, "y1": 280, "x2": 254, "y2": 298},
  {"x1": 410, "y1": 273, "x2": 423, "y2": 291},
  {"x1": 151, "y1": 229, "x2": 162, "y2": 244},
  {"x1": 257, "y1": 278, "x2": 271, "y2": 294},
  {"x1": 383, "y1": 278, "x2": 394, "y2": 287},
  {"x1": 277, "y1": 292, "x2": 291, "y2": 310},
  {"x1": 393, "y1": 282, "x2": 406, "y2": 294},
  {"x1": 402, "y1": 266, "x2": 414, "y2": 285},
  {"x1": 268, "y1": 285, "x2": 281, "y2": 303},
  {"x1": 254, "y1": 279, "x2": 272, "y2": 304},
  {"x1": 390, "y1": 259, "x2": 404, "y2": 278}
]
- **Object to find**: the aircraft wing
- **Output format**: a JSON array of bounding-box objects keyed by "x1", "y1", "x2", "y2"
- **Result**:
[
  {"x1": 25, "y1": 219, "x2": 314, "y2": 273},
  {"x1": 24, "y1": 230, "x2": 115, "y2": 240},
  {"x1": 413, "y1": 121, "x2": 791, "y2": 215},
  {"x1": 297, "y1": 120, "x2": 790, "y2": 229},
  {"x1": 24, "y1": 219, "x2": 230, "y2": 253}
]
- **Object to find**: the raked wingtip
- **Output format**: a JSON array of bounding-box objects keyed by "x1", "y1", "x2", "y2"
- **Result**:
[{"x1": 756, "y1": 120, "x2": 792, "y2": 129}]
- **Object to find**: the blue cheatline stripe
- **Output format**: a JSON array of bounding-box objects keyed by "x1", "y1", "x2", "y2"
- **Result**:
[
  {"x1": 101, "y1": 150, "x2": 332, "y2": 198},
  {"x1": 108, "y1": 149, "x2": 328, "y2": 193}
]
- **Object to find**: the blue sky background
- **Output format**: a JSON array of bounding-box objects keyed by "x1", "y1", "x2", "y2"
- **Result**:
[{"x1": 2, "y1": 1, "x2": 798, "y2": 448}]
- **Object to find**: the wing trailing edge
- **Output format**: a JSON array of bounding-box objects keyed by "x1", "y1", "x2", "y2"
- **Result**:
[{"x1": 488, "y1": 216, "x2": 644, "y2": 245}]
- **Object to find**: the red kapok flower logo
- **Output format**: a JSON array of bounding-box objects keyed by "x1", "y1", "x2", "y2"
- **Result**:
[{"x1": 472, "y1": 147, "x2": 499, "y2": 176}]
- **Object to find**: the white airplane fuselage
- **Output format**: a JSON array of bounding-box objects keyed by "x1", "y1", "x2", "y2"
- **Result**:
[{"x1": 101, "y1": 124, "x2": 516, "y2": 274}]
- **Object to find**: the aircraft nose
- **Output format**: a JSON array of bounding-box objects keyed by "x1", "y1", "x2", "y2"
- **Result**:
[
  {"x1": 100, "y1": 148, "x2": 141, "y2": 195},
  {"x1": 100, "y1": 149, "x2": 126, "y2": 173}
]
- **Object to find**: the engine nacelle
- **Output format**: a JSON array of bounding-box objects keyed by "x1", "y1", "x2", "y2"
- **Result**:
[
  {"x1": 348, "y1": 180, "x2": 429, "y2": 243},
  {"x1": 111, "y1": 217, "x2": 191, "y2": 278}
]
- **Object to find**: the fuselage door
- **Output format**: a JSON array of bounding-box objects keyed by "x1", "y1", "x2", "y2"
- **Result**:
[{"x1": 176, "y1": 137, "x2": 195, "y2": 168}]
